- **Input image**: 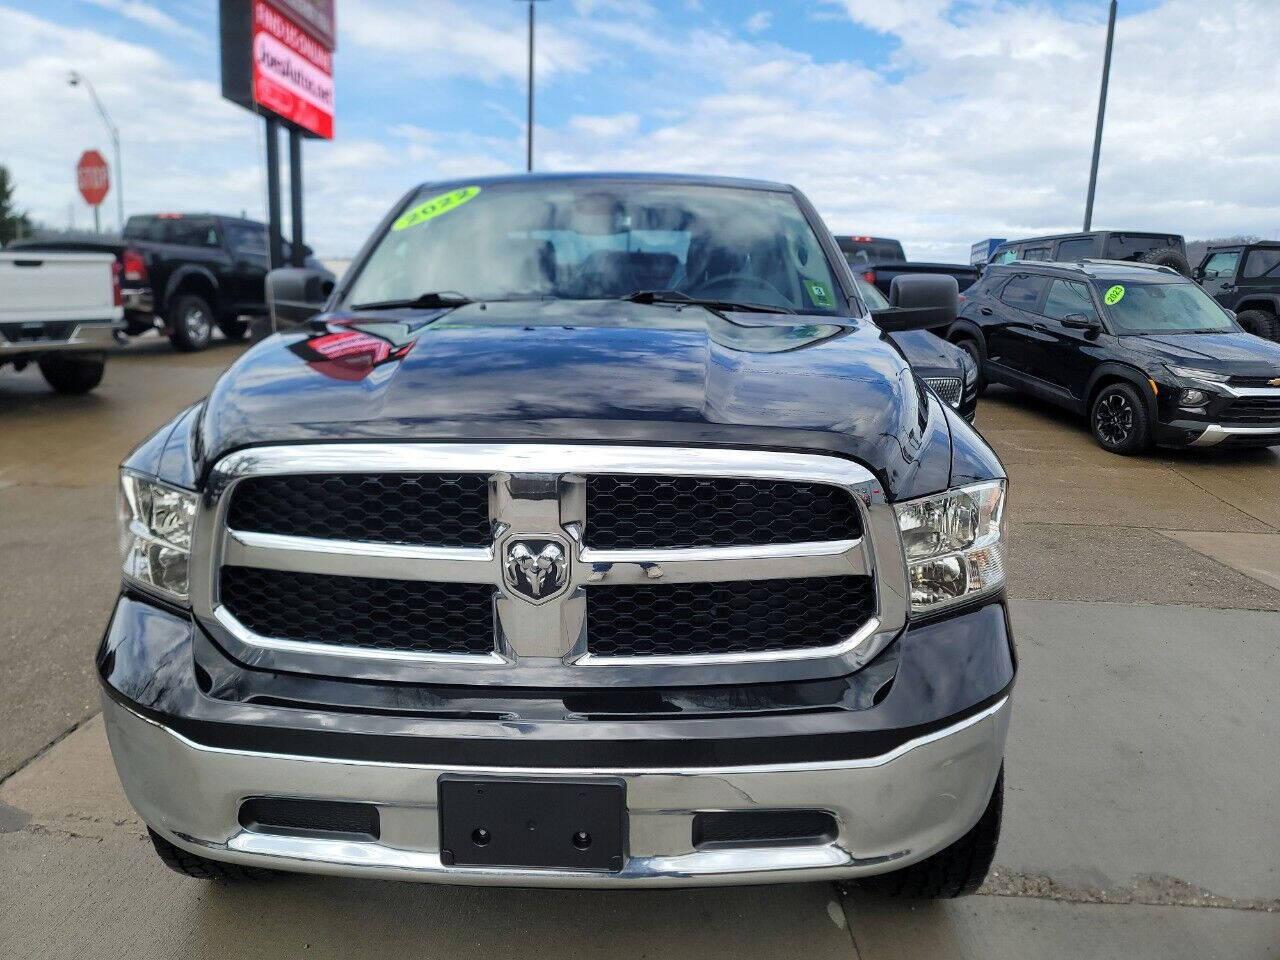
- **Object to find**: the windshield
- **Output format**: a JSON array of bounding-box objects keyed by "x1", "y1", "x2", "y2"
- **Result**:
[
  {"x1": 1097, "y1": 280, "x2": 1234, "y2": 335},
  {"x1": 345, "y1": 181, "x2": 843, "y2": 315}
]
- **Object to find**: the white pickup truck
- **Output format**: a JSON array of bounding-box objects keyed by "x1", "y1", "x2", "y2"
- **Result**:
[{"x1": 0, "y1": 251, "x2": 123, "y2": 393}]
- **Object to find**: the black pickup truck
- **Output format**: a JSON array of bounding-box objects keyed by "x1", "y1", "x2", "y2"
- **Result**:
[
  {"x1": 101, "y1": 173, "x2": 1013, "y2": 897},
  {"x1": 1195, "y1": 242, "x2": 1280, "y2": 342},
  {"x1": 9, "y1": 214, "x2": 320, "y2": 351}
]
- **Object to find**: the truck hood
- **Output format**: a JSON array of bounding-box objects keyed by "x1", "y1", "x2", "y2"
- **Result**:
[
  {"x1": 1127, "y1": 331, "x2": 1280, "y2": 376},
  {"x1": 198, "y1": 300, "x2": 956, "y2": 500}
]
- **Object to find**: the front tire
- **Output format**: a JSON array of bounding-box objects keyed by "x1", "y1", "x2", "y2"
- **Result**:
[
  {"x1": 148, "y1": 828, "x2": 276, "y2": 882},
  {"x1": 1235, "y1": 309, "x2": 1280, "y2": 342},
  {"x1": 38, "y1": 354, "x2": 106, "y2": 394},
  {"x1": 168, "y1": 293, "x2": 214, "y2": 352},
  {"x1": 1090, "y1": 381, "x2": 1152, "y2": 454},
  {"x1": 954, "y1": 336, "x2": 987, "y2": 394},
  {"x1": 854, "y1": 768, "x2": 1004, "y2": 899}
]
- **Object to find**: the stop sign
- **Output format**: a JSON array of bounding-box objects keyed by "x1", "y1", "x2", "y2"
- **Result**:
[{"x1": 76, "y1": 150, "x2": 110, "y2": 206}]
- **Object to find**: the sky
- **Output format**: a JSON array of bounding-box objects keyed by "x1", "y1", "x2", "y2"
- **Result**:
[{"x1": 2, "y1": 0, "x2": 1278, "y2": 260}]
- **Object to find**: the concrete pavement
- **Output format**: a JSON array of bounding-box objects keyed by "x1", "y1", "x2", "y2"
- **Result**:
[{"x1": 2, "y1": 344, "x2": 1279, "y2": 957}]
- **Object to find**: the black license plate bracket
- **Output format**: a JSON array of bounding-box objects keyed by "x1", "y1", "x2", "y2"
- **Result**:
[{"x1": 439, "y1": 776, "x2": 626, "y2": 871}]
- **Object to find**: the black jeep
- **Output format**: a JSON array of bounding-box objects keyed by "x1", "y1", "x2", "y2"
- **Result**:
[{"x1": 1194, "y1": 242, "x2": 1280, "y2": 342}]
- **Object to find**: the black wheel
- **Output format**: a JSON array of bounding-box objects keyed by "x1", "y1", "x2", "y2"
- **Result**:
[
  {"x1": 1139, "y1": 246, "x2": 1191, "y2": 276},
  {"x1": 148, "y1": 828, "x2": 276, "y2": 882},
  {"x1": 1090, "y1": 381, "x2": 1151, "y2": 454},
  {"x1": 168, "y1": 293, "x2": 214, "y2": 352},
  {"x1": 1235, "y1": 309, "x2": 1280, "y2": 342},
  {"x1": 954, "y1": 336, "x2": 987, "y2": 394},
  {"x1": 855, "y1": 768, "x2": 1003, "y2": 899},
  {"x1": 37, "y1": 354, "x2": 106, "y2": 394},
  {"x1": 217, "y1": 316, "x2": 250, "y2": 340}
]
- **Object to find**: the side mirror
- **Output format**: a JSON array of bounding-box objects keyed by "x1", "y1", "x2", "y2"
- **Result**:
[
  {"x1": 870, "y1": 274, "x2": 958, "y2": 331},
  {"x1": 1061, "y1": 313, "x2": 1102, "y2": 334},
  {"x1": 1191, "y1": 266, "x2": 1205, "y2": 281},
  {"x1": 1224, "y1": 308, "x2": 1237, "y2": 322},
  {"x1": 266, "y1": 267, "x2": 335, "y2": 331}
]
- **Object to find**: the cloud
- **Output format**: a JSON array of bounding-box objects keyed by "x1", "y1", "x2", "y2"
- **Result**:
[
  {"x1": 80, "y1": 0, "x2": 202, "y2": 41},
  {"x1": 5, "y1": 0, "x2": 1280, "y2": 262},
  {"x1": 744, "y1": 10, "x2": 771, "y2": 34}
]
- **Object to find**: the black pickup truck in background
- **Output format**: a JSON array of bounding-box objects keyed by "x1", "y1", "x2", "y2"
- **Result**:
[
  {"x1": 834, "y1": 235, "x2": 979, "y2": 297},
  {"x1": 8, "y1": 214, "x2": 321, "y2": 351},
  {"x1": 1194, "y1": 241, "x2": 1280, "y2": 342}
]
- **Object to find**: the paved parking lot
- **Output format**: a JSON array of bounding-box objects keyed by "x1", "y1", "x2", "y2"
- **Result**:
[{"x1": 1, "y1": 339, "x2": 1278, "y2": 958}]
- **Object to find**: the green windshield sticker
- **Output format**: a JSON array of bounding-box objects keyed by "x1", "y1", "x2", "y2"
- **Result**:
[
  {"x1": 392, "y1": 186, "x2": 480, "y2": 231},
  {"x1": 804, "y1": 279, "x2": 834, "y2": 307},
  {"x1": 1104, "y1": 284, "x2": 1126, "y2": 305}
]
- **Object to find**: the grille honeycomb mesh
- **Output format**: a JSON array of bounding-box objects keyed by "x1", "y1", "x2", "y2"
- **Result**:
[
  {"x1": 220, "y1": 566, "x2": 495, "y2": 655},
  {"x1": 586, "y1": 576, "x2": 875, "y2": 657},
  {"x1": 585, "y1": 476, "x2": 861, "y2": 548},
  {"x1": 226, "y1": 474, "x2": 491, "y2": 547}
]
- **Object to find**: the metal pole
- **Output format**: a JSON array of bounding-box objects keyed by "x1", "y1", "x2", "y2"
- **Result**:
[
  {"x1": 527, "y1": 1, "x2": 535, "y2": 172},
  {"x1": 1083, "y1": 0, "x2": 1117, "y2": 232},
  {"x1": 265, "y1": 117, "x2": 284, "y2": 269},
  {"x1": 68, "y1": 73, "x2": 125, "y2": 232},
  {"x1": 289, "y1": 128, "x2": 304, "y2": 266},
  {"x1": 93, "y1": 206, "x2": 100, "y2": 235}
]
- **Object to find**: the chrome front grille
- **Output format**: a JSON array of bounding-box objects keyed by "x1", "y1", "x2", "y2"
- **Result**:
[
  {"x1": 924, "y1": 377, "x2": 964, "y2": 408},
  {"x1": 193, "y1": 444, "x2": 908, "y2": 686}
]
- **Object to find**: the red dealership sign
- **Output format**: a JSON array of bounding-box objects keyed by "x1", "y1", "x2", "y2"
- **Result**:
[
  {"x1": 221, "y1": 0, "x2": 335, "y2": 140},
  {"x1": 76, "y1": 150, "x2": 110, "y2": 206}
]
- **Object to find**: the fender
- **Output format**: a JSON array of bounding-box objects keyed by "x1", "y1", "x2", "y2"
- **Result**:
[
  {"x1": 1084, "y1": 361, "x2": 1158, "y2": 420},
  {"x1": 945, "y1": 318, "x2": 986, "y2": 353},
  {"x1": 1233, "y1": 294, "x2": 1280, "y2": 314},
  {"x1": 162, "y1": 264, "x2": 221, "y2": 316}
]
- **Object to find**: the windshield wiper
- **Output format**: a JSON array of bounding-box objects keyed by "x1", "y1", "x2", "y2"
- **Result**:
[
  {"x1": 350, "y1": 291, "x2": 473, "y2": 311},
  {"x1": 621, "y1": 290, "x2": 795, "y2": 315}
]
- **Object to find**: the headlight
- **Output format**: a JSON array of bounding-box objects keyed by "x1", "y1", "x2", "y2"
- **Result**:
[
  {"x1": 1165, "y1": 365, "x2": 1230, "y2": 385},
  {"x1": 895, "y1": 480, "x2": 1006, "y2": 615},
  {"x1": 118, "y1": 471, "x2": 197, "y2": 604},
  {"x1": 1178, "y1": 388, "x2": 1209, "y2": 408}
]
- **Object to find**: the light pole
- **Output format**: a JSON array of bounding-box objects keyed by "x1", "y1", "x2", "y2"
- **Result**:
[
  {"x1": 1083, "y1": 0, "x2": 1117, "y2": 232},
  {"x1": 68, "y1": 71, "x2": 125, "y2": 233},
  {"x1": 516, "y1": 0, "x2": 550, "y2": 172}
]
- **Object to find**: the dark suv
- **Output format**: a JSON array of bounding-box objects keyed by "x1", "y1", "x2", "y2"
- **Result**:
[
  {"x1": 990, "y1": 231, "x2": 1189, "y2": 276},
  {"x1": 949, "y1": 260, "x2": 1280, "y2": 453},
  {"x1": 1194, "y1": 242, "x2": 1280, "y2": 342}
]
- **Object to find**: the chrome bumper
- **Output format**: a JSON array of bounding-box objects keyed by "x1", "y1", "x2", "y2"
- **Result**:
[
  {"x1": 103, "y1": 694, "x2": 1010, "y2": 887},
  {"x1": 0, "y1": 322, "x2": 122, "y2": 358},
  {"x1": 1190, "y1": 423, "x2": 1280, "y2": 446},
  {"x1": 122, "y1": 289, "x2": 154, "y2": 315}
]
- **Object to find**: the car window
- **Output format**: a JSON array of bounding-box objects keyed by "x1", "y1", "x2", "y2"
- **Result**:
[
  {"x1": 853, "y1": 275, "x2": 889, "y2": 310},
  {"x1": 836, "y1": 237, "x2": 905, "y2": 264},
  {"x1": 123, "y1": 216, "x2": 165, "y2": 242},
  {"x1": 225, "y1": 222, "x2": 268, "y2": 256},
  {"x1": 166, "y1": 218, "x2": 220, "y2": 248},
  {"x1": 1105, "y1": 234, "x2": 1180, "y2": 260},
  {"x1": 1201, "y1": 251, "x2": 1241, "y2": 278},
  {"x1": 347, "y1": 181, "x2": 845, "y2": 315},
  {"x1": 999, "y1": 274, "x2": 1050, "y2": 309},
  {"x1": 990, "y1": 249, "x2": 1018, "y2": 265},
  {"x1": 1099, "y1": 280, "x2": 1234, "y2": 334},
  {"x1": 1055, "y1": 238, "x2": 1094, "y2": 261},
  {"x1": 1022, "y1": 247, "x2": 1051, "y2": 261},
  {"x1": 1042, "y1": 279, "x2": 1099, "y2": 322},
  {"x1": 1242, "y1": 249, "x2": 1280, "y2": 279}
]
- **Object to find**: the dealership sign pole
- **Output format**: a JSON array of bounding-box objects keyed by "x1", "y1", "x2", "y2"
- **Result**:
[
  {"x1": 220, "y1": 0, "x2": 335, "y2": 267},
  {"x1": 76, "y1": 149, "x2": 110, "y2": 235}
]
